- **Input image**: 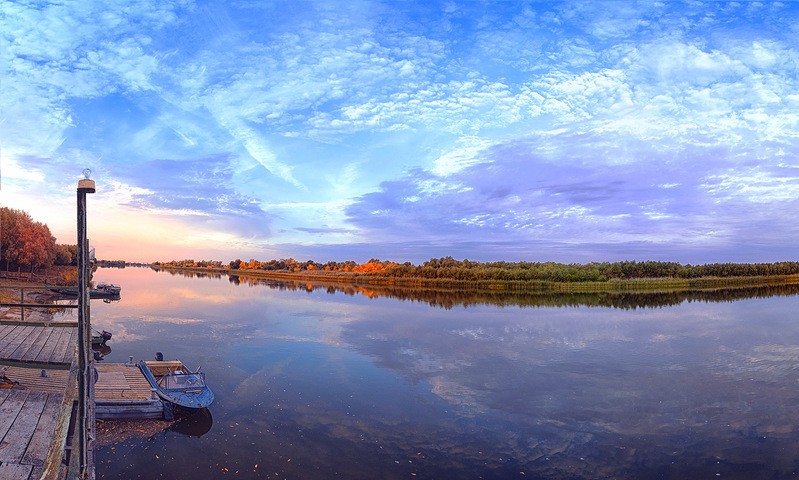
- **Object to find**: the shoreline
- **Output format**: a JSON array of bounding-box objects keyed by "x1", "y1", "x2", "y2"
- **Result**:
[{"x1": 149, "y1": 264, "x2": 799, "y2": 294}]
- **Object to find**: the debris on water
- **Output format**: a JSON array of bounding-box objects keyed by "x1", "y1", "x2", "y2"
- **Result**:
[{"x1": 95, "y1": 419, "x2": 176, "y2": 446}]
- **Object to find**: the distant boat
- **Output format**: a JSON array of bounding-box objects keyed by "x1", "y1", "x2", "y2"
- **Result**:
[
  {"x1": 50, "y1": 284, "x2": 121, "y2": 299},
  {"x1": 96, "y1": 283, "x2": 121, "y2": 295},
  {"x1": 139, "y1": 357, "x2": 214, "y2": 410}
]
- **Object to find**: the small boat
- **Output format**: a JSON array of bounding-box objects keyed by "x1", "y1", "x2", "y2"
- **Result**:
[
  {"x1": 138, "y1": 356, "x2": 214, "y2": 410},
  {"x1": 50, "y1": 286, "x2": 120, "y2": 299},
  {"x1": 96, "y1": 283, "x2": 121, "y2": 295},
  {"x1": 91, "y1": 330, "x2": 113, "y2": 345}
]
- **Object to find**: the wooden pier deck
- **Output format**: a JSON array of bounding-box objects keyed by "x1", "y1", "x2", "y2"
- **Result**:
[
  {"x1": 0, "y1": 390, "x2": 67, "y2": 480},
  {"x1": 0, "y1": 313, "x2": 79, "y2": 480},
  {"x1": 1, "y1": 286, "x2": 164, "y2": 478},
  {"x1": 95, "y1": 363, "x2": 164, "y2": 420},
  {"x1": 0, "y1": 324, "x2": 77, "y2": 365}
]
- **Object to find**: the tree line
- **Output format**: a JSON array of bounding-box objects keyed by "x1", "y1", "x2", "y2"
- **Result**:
[
  {"x1": 157, "y1": 270, "x2": 799, "y2": 310},
  {"x1": 153, "y1": 256, "x2": 799, "y2": 283},
  {"x1": 1, "y1": 207, "x2": 77, "y2": 272}
]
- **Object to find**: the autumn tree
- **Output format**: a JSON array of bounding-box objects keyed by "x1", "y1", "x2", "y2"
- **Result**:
[
  {"x1": 55, "y1": 244, "x2": 78, "y2": 265},
  {"x1": 0, "y1": 207, "x2": 22, "y2": 270},
  {"x1": 0, "y1": 207, "x2": 58, "y2": 271}
]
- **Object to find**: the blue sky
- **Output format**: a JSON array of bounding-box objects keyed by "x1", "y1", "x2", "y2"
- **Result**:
[{"x1": 2, "y1": 1, "x2": 799, "y2": 264}]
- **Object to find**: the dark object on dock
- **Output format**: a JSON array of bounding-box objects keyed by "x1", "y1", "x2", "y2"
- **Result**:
[
  {"x1": 0, "y1": 374, "x2": 20, "y2": 388},
  {"x1": 91, "y1": 329, "x2": 113, "y2": 345},
  {"x1": 139, "y1": 358, "x2": 214, "y2": 410},
  {"x1": 1, "y1": 368, "x2": 21, "y2": 388}
]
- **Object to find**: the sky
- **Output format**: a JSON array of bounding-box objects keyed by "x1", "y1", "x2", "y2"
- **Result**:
[{"x1": 2, "y1": 0, "x2": 799, "y2": 265}]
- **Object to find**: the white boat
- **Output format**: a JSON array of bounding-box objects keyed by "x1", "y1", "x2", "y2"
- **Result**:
[{"x1": 96, "y1": 283, "x2": 121, "y2": 295}]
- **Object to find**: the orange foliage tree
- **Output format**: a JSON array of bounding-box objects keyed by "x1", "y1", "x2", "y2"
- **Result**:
[{"x1": 1, "y1": 207, "x2": 59, "y2": 272}]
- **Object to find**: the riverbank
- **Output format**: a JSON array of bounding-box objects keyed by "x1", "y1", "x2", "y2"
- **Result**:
[{"x1": 150, "y1": 264, "x2": 799, "y2": 294}]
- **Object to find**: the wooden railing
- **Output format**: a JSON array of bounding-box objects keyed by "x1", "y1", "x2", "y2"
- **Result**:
[{"x1": 0, "y1": 270, "x2": 55, "y2": 283}]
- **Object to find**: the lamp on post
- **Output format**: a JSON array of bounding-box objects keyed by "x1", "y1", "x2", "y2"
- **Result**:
[{"x1": 77, "y1": 169, "x2": 95, "y2": 477}]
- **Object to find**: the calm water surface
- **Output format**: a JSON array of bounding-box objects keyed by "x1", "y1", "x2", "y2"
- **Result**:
[{"x1": 89, "y1": 267, "x2": 799, "y2": 479}]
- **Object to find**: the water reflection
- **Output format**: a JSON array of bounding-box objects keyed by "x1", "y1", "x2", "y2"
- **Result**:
[
  {"x1": 168, "y1": 408, "x2": 213, "y2": 438},
  {"x1": 92, "y1": 343, "x2": 111, "y2": 361},
  {"x1": 92, "y1": 267, "x2": 799, "y2": 479}
]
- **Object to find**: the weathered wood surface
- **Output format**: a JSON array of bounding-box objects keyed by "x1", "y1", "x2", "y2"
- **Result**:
[
  {"x1": 0, "y1": 326, "x2": 34, "y2": 358},
  {"x1": 95, "y1": 363, "x2": 154, "y2": 401},
  {"x1": 1, "y1": 320, "x2": 83, "y2": 479},
  {"x1": 48, "y1": 327, "x2": 76, "y2": 365},
  {"x1": 0, "y1": 365, "x2": 70, "y2": 394},
  {"x1": 0, "y1": 389, "x2": 64, "y2": 479},
  {"x1": 0, "y1": 463, "x2": 33, "y2": 480},
  {"x1": 0, "y1": 325, "x2": 76, "y2": 365}
]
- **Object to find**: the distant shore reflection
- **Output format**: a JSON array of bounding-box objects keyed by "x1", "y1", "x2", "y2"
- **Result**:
[{"x1": 152, "y1": 267, "x2": 799, "y2": 309}]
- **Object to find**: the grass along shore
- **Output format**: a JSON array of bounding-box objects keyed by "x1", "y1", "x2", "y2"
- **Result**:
[{"x1": 151, "y1": 264, "x2": 799, "y2": 294}]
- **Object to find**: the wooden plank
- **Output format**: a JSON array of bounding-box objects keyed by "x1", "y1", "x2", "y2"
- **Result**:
[
  {"x1": 0, "y1": 324, "x2": 16, "y2": 342},
  {"x1": 34, "y1": 328, "x2": 64, "y2": 363},
  {"x1": 95, "y1": 364, "x2": 154, "y2": 402},
  {"x1": 0, "y1": 366, "x2": 69, "y2": 395},
  {"x1": 0, "y1": 326, "x2": 33, "y2": 357},
  {"x1": 48, "y1": 328, "x2": 74, "y2": 364},
  {"x1": 21, "y1": 393, "x2": 64, "y2": 467},
  {"x1": 0, "y1": 463, "x2": 33, "y2": 480},
  {"x1": 96, "y1": 371, "x2": 129, "y2": 387},
  {"x1": 19, "y1": 327, "x2": 55, "y2": 362},
  {"x1": 0, "y1": 390, "x2": 28, "y2": 441},
  {"x1": 46, "y1": 328, "x2": 68, "y2": 364},
  {"x1": 3, "y1": 326, "x2": 36, "y2": 357},
  {"x1": 0, "y1": 391, "x2": 47, "y2": 464},
  {"x1": 95, "y1": 401, "x2": 164, "y2": 420},
  {"x1": 39, "y1": 368, "x2": 76, "y2": 480},
  {"x1": 9, "y1": 327, "x2": 44, "y2": 361}
]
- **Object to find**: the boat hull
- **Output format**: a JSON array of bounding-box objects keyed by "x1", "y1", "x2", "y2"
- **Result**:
[{"x1": 139, "y1": 360, "x2": 214, "y2": 410}]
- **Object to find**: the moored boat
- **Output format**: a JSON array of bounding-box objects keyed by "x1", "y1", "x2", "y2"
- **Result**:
[
  {"x1": 50, "y1": 286, "x2": 121, "y2": 299},
  {"x1": 91, "y1": 330, "x2": 113, "y2": 345},
  {"x1": 96, "y1": 282, "x2": 121, "y2": 295},
  {"x1": 138, "y1": 357, "x2": 214, "y2": 410}
]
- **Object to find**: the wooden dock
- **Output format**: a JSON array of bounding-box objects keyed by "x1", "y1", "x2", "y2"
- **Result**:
[
  {"x1": 0, "y1": 390, "x2": 67, "y2": 480},
  {"x1": 95, "y1": 363, "x2": 164, "y2": 420},
  {"x1": 0, "y1": 324, "x2": 77, "y2": 365},
  {"x1": 0, "y1": 320, "x2": 77, "y2": 480},
  {"x1": 1, "y1": 282, "x2": 166, "y2": 479}
]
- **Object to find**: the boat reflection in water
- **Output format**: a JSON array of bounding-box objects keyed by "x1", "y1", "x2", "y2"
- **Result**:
[
  {"x1": 167, "y1": 408, "x2": 213, "y2": 438},
  {"x1": 92, "y1": 343, "x2": 111, "y2": 361}
]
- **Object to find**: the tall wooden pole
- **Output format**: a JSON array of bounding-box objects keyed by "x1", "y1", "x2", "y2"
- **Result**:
[{"x1": 77, "y1": 174, "x2": 95, "y2": 478}]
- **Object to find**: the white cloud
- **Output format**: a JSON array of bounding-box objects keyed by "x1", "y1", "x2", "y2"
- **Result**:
[
  {"x1": 220, "y1": 117, "x2": 305, "y2": 189},
  {"x1": 431, "y1": 137, "x2": 493, "y2": 177},
  {"x1": 703, "y1": 167, "x2": 799, "y2": 204},
  {"x1": 0, "y1": 0, "x2": 187, "y2": 158}
]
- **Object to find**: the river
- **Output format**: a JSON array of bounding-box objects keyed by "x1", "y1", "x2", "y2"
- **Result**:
[{"x1": 88, "y1": 267, "x2": 799, "y2": 479}]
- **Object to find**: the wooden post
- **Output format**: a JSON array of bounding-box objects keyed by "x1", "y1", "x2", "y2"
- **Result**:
[{"x1": 77, "y1": 174, "x2": 95, "y2": 478}]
